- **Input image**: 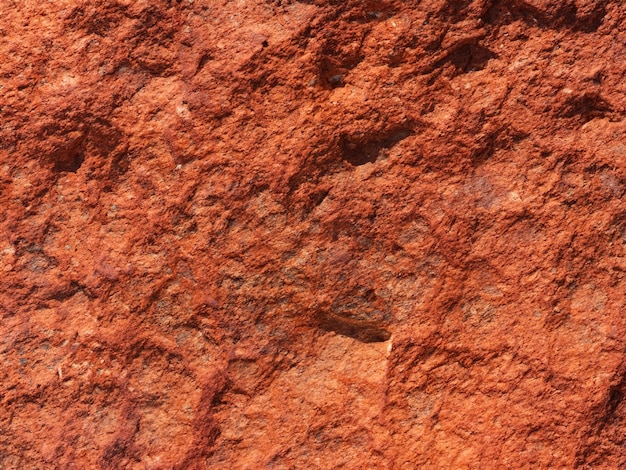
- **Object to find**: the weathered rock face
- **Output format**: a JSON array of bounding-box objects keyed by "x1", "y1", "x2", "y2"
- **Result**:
[{"x1": 2, "y1": 0, "x2": 626, "y2": 467}]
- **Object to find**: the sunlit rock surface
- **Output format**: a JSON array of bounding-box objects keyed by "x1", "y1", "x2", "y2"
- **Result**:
[{"x1": 2, "y1": 1, "x2": 626, "y2": 468}]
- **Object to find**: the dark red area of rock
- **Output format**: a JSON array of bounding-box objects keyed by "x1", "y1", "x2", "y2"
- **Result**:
[{"x1": 2, "y1": 0, "x2": 626, "y2": 468}]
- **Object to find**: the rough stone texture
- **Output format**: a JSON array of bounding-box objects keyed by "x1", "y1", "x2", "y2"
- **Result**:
[{"x1": 2, "y1": 0, "x2": 626, "y2": 468}]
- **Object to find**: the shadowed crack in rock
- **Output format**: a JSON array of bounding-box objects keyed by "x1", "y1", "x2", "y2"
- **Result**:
[{"x1": 315, "y1": 311, "x2": 391, "y2": 343}]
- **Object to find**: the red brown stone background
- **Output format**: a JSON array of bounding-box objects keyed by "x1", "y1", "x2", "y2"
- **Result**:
[{"x1": 2, "y1": 0, "x2": 626, "y2": 468}]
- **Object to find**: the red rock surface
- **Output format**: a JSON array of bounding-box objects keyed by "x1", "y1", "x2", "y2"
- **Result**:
[{"x1": 2, "y1": 0, "x2": 626, "y2": 468}]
